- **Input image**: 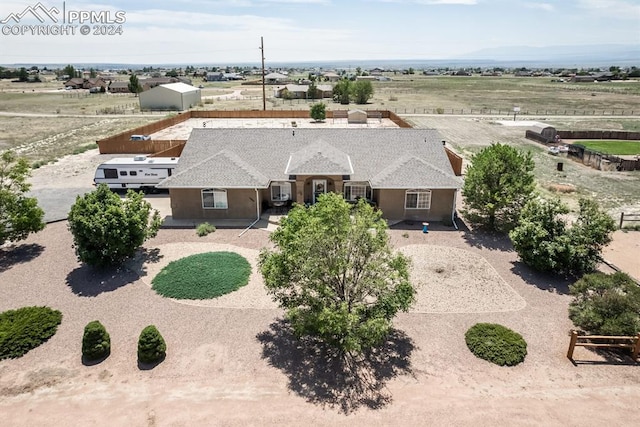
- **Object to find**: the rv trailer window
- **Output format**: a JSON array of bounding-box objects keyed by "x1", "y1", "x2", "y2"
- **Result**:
[
  {"x1": 104, "y1": 168, "x2": 118, "y2": 179},
  {"x1": 130, "y1": 171, "x2": 138, "y2": 176},
  {"x1": 119, "y1": 171, "x2": 128, "y2": 176}
]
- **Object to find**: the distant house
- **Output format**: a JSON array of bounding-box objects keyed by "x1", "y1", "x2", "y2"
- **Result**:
[
  {"x1": 264, "y1": 72, "x2": 289, "y2": 84},
  {"x1": 275, "y1": 84, "x2": 333, "y2": 99},
  {"x1": 514, "y1": 70, "x2": 532, "y2": 77},
  {"x1": 157, "y1": 128, "x2": 461, "y2": 222},
  {"x1": 139, "y1": 82, "x2": 201, "y2": 111},
  {"x1": 85, "y1": 77, "x2": 107, "y2": 89},
  {"x1": 64, "y1": 78, "x2": 85, "y2": 89},
  {"x1": 571, "y1": 75, "x2": 595, "y2": 83},
  {"x1": 108, "y1": 81, "x2": 130, "y2": 93},
  {"x1": 322, "y1": 72, "x2": 341, "y2": 82}
]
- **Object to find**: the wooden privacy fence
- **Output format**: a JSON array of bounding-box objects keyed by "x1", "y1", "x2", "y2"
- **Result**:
[
  {"x1": 567, "y1": 331, "x2": 640, "y2": 362},
  {"x1": 619, "y1": 212, "x2": 640, "y2": 229}
]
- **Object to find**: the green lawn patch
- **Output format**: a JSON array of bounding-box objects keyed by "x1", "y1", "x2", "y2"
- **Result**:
[
  {"x1": 575, "y1": 140, "x2": 640, "y2": 155},
  {"x1": 152, "y1": 251, "x2": 251, "y2": 299},
  {"x1": 0, "y1": 306, "x2": 63, "y2": 360}
]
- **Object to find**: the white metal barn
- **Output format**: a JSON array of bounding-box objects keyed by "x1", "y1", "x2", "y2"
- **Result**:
[{"x1": 139, "y1": 82, "x2": 201, "y2": 111}]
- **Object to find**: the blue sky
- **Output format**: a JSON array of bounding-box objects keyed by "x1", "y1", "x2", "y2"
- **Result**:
[{"x1": 0, "y1": 0, "x2": 638, "y2": 64}]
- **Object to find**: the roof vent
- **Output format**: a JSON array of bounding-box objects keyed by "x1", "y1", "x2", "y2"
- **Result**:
[{"x1": 133, "y1": 155, "x2": 147, "y2": 161}]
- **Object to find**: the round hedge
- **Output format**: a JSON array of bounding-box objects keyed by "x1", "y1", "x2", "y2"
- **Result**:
[
  {"x1": 138, "y1": 325, "x2": 166, "y2": 364},
  {"x1": 152, "y1": 251, "x2": 251, "y2": 299},
  {"x1": 82, "y1": 320, "x2": 111, "y2": 361},
  {"x1": 465, "y1": 323, "x2": 527, "y2": 366},
  {"x1": 0, "y1": 306, "x2": 63, "y2": 360}
]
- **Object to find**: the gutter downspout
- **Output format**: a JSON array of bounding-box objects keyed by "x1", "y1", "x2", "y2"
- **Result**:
[
  {"x1": 451, "y1": 189, "x2": 459, "y2": 230},
  {"x1": 238, "y1": 188, "x2": 261, "y2": 237}
]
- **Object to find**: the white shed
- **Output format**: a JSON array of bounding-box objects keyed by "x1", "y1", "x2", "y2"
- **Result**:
[
  {"x1": 139, "y1": 82, "x2": 201, "y2": 111},
  {"x1": 347, "y1": 109, "x2": 367, "y2": 124}
]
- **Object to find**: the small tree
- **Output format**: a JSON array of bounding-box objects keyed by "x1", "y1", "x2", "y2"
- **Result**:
[
  {"x1": 310, "y1": 103, "x2": 326, "y2": 122},
  {"x1": 18, "y1": 67, "x2": 29, "y2": 82},
  {"x1": 82, "y1": 320, "x2": 111, "y2": 361},
  {"x1": 307, "y1": 80, "x2": 318, "y2": 101},
  {"x1": 569, "y1": 272, "x2": 640, "y2": 336},
  {"x1": 68, "y1": 184, "x2": 161, "y2": 267},
  {"x1": 0, "y1": 151, "x2": 45, "y2": 246},
  {"x1": 352, "y1": 80, "x2": 374, "y2": 104},
  {"x1": 462, "y1": 143, "x2": 535, "y2": 232},
  {"x1": 259, "y1": 193, "x2": 415, "y2": 354},
  {"x1": 509, "y1": 197, "x2": 615, "y2": 276},
  {"x1": 138, "y1": 325, "x2": 166, "y2": 364},
  {"x1": 128, "y1": 74, "x2": 142, "y2": 96}
]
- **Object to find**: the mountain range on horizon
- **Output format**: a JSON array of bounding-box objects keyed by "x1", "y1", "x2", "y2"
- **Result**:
[{"x1": 2, "y1": 43, "x2": 638, "y2": 70}]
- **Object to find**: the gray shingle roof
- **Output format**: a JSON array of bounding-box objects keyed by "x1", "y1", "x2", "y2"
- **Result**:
[
  {"x1": 159, "y1": 128, "x2": 460, "y2": 189},
  {"x1": 285, "y1": 140, "x2": 353, "y2": 175}
]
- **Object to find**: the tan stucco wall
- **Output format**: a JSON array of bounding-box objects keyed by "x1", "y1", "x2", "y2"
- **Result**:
[
  {"x1": 376, "y1": 189, "x2": 456, "y2": 221},
  {"x1": 169, "y1": 188, "x2": 260, "y2": 220}
]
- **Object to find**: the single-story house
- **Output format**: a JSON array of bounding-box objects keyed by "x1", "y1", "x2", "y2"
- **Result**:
[
  {"x1": 139, "y1": 82, "x2": 201, "y2": 111},
  {"x1": 264, "y1": 72, "x2": 289, "y2": 84},
  {"x1": 157, "y1": 128, "x2": 461, "y2": 222},
  {"x1": 64, "y1": 77, "x2": 85, "y2": 89},
  {"x1": 571, "y1": 75, "x2": 595, "y2": 83},
  {"x1": 322, "y1": 72, "x2": 341, "y2": 82},
  {"x1": 108, "y1": 81, "x2": 130, "y2": 93},
  {"x1": 275, "y1": 84, "x2": 333, "y2": 99}
]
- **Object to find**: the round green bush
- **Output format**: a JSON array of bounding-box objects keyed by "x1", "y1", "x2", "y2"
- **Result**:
[
  {"x1": 0, "y1": 306, "x2": 63, "y2": 360},
  {"x1": 152, "y1": 251, "x2": 251, "y2": 299},
  {"x1": 82, "y1": 320, "x2": 111, "y2": 361},
  {"x1": 138, "y1": 325, "x2": 166, "y2": 364},
  {"x1": 465, "y1": 323, "x2": 527, "y2": 366}
]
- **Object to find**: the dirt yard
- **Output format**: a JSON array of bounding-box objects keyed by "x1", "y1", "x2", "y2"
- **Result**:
[{"x1": 1, "y1": 116, "x2": 638, "y2": 426}]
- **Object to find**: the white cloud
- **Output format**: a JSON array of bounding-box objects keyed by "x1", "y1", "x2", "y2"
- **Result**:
[
  {"x1": 524, "y1": 2, "x2": 554, "y2": 12},
  {"x1": 577, "y1": 0, "x2": 640, "y2": 20}
]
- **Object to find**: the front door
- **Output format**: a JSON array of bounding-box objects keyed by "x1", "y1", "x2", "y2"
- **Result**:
[{"x1": 312, "y1": 179, "x2": 326, "y2": 203}]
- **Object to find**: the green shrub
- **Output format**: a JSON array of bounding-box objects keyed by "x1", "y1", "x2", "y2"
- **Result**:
[
  {"x1": 0, "y1": 306, "x2": 63, "y2": 360},
  {"x1": 82, "y1": 320, "x2": 111, "y2": 361},
  {"x1": 138, "y1": 325, "x2": 166, "y2": 364},
  {"x1": 465, "y1": 323, "x2": 527, "y2": 366},
  {"x1": 196, "y1": 222, "x2": 216, "y2": 237},
  {"x1": 569, "y1": 272, "x2": 640, "y2": 336},
  {"x1": 152, "y1": 251, "x2": 251, "y2": 299}
]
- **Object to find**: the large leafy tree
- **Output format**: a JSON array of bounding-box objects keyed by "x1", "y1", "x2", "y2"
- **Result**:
[
  {"x1": 259, "y1": 193, "x2": 415, "y2": 354},
  {"x1": 352, "y1": 80, "x2": 373, "y2": 104},
  {"x1": 68, "y1": 184, "x2": 161, "y2": 267},
  {"x1": 569, "y1": 272, "x2": 640, "y2": 336},
  {"x1": 0, "y1": 151, "x2": 45, "y2": 246},
  {"x1": 462, "y1": 143, "x2": 535, "y2": 231},
  {"x1": 332, "y1": 78, "x2": 351, "y2": 104},
  {"x1": 509, "y1": 197, "x2": 615, "y2": 276}
]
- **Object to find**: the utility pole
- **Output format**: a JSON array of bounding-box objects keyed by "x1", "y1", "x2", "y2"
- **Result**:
[{"x1": 260, "y1": 36, "x2": 266, "y2": 111}]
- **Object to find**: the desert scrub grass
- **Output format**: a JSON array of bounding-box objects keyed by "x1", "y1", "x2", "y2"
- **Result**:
[
  {"x1": 0, "y1": 306, "x2": 63, "y2": 360},
  {"x1": 152, "y1": 251, "x2": 251, "y2": 299},
  {"x1": 82, "y1": 320, "x2": 111, "y2": 361},
  {"x1": 137, "y1": 325, "x2": 166, "y2": 364},
  {"x1": 465, "y1": 323, "x2": 527, "y2": 366},
  {"x1": 196, "y1": 222, "x2": 216, "y2": 237}
]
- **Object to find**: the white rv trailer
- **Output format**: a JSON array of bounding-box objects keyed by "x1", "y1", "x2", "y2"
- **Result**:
[{"x1": 94, "y1": 155, "x2": 179, "y2": 191}]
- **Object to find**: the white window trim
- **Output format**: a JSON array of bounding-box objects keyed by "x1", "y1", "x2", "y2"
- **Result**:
[
  {"x1": 271, "y1": 182, "x2": 292, "y2": 201},
  {"x1": 405, "y1": 189, "x2": 432, "y2": 210},
  {"x1": 344, "y1": 182, "x2": 369, "y2": 201},
  {"x1": 202, "y1": 188, "x2": 228, "y2": 209}
]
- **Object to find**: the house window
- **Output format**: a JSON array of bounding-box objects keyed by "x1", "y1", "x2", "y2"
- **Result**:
[
  {"x1": 271, "y1": 182, "x2": 292, "y2": 201},
  {"x1": 405, "y1": 189, "x2": 432, "y2": 209},
  {"x1": 104, "y1": 168, "x2": 118, "y2": 179},
  {"x1": 202, "y1": 189, "x2": 228, "y2": 209},
  {"x1": 344, "y1": 182, "x2": 369, "y2": 201}
]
